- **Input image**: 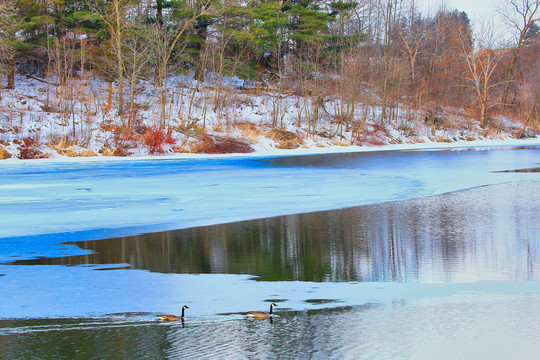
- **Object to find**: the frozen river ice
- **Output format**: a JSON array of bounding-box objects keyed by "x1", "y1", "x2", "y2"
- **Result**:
[{"x1": 1, "y1": 145, "x2": 539, "y2": 261}]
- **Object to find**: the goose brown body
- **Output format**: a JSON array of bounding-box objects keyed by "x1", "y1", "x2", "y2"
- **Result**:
[
  {"x1": 247, "y1": 303, "x2": 277, "y2": 319},
  {"x1": 158, "y1": 305, "x2": 189, "y2": 322}
]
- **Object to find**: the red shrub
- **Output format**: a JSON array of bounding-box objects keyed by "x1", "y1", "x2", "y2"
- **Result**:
[
  {"x1": 351, "y1": 123, "x2": 389, "y2": 146},
  {"x1": 143, "y1": 126, "x2": 176, "y2": 154},
  {"x1": 18, "y1": 137, "x2": 45, "y2": 159}
]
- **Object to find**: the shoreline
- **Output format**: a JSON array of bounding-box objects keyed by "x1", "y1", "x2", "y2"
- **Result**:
[{"x1": 2, "y1": 137, "x2": 539, "y2": 165}]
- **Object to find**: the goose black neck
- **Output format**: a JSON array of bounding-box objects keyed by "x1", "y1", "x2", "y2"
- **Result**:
[
  {"x1": 269, "y1": 304, "x2": 273, "y2": 314},
  {"x1": 181, "y1": 307, "x2": 185, "y2": 317}
]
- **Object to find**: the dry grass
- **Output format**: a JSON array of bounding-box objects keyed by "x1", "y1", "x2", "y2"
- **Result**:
[
  {"x1": 0, "y1": 146, "x2": 11, "y2": 159},
  {"x1": 79, "y1": 149, "x2": 98, "y2": 157},
  {"x1": 332, "y1": 140, "x2": 350, "y2": 146},
  {"x1": 100, "y1": 147, "x2": 130, "y2": 157},
  {"x1": 267, "y1": 128, "x2": 303, "y2": 149},
  {"x1": 407, "y1": 137, "x2": 426, "y2": 144},
  {"x1": 432, "y1": 136, "x2": 452, "y2": 143},
  {"x1": 232, "y1": 121, "x2": 262, "y2": 142},
  {"x1": 190, "y1": 134, "x2": 255, "y2": 154}
]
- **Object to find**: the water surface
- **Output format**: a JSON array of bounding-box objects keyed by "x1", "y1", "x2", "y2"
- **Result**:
[
  {"x1": 2, "y1": 146, "x2": 539, "y2": 245},
  {"x1": 1, "y1": 146, "x2": 540, "y2": 359},
  {"x1": 1, "y1": 176, "x2": 539, "y2": 359}
]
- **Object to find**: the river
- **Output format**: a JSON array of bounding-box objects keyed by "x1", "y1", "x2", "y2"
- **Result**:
[{"x1": 1, "y1": 146, "x2": 539, "y2": 359}]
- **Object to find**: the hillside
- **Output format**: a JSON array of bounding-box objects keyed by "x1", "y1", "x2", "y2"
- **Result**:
[{"x1": 0, "y1": 74, "x2": 537, "y2": 160}]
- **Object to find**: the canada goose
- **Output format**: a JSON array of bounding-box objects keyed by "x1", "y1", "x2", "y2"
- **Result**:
[
  {"x1": 158, "y1": 305, "x2": 189, "y2": 322},
  {"x1": 247, "y1": 303, "x2": 277, "y2": 319}
]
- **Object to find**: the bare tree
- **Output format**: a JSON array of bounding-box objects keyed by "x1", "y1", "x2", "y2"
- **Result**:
[
  {"x1": 498, "y1": 0, "x2": 540, "y2": 107},
  {"x1": 47, "y1": 31, "x2": 79, "y2": 142},
  {"x1": 379, "y1": 0, "x2": 404, "y2": 123},
  {"x1": 517, "y1": 50, "x2": 540, "y2": 137},
  {"x1": 123, "y1": 24, "x2": 154, "y2": 128},
  {"x1": 397, "y1": 0, "x2": 425, "y2": 84},
  {"x1": 151, "y1": 0, "x2": 214, "y2": 126},
  {"x1": 333, "y1": 51, "x2": 361, "y2": 141},
  {"x1": 89, "y1": 0, "x2": 131, "y2": 116},
  {"x1": 460, "y1": 22, "x2": 504, "y2": 128}
]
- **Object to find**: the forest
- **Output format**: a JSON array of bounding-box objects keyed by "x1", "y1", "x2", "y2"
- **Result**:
[{"x1": 0, "y1": 0, "x2": 539, "y2": 159}]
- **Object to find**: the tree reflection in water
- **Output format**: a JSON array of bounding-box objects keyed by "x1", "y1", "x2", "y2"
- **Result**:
[{"x1": 13, "y1": 180, "x2": 539, "y2": 284}]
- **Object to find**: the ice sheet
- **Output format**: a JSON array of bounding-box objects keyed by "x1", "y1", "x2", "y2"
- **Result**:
[{"x1": 1, "y1": 141, "x2": 539, "y2": 262}]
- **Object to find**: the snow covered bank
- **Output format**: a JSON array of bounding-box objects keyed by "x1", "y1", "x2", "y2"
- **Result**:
[
  {"x1": 2, "y1": 133, "x2": 539, "y2": 164},
  {"x1": 1, "y1": 75, "x2": 538, "y2": 161}
]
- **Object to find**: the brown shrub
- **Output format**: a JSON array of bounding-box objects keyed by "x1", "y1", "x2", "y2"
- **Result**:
[
  {"x1": 267, "y1": 128, "x2": 303, "y2": 149},
  {"x1": 433, "y1": 136, "x2": 452, "y2": 143},
  {"x1": 48, "y1": 143, "x2": 98, "y2": 157},
  {"x1": 190, "y1": 135, "x2": 254, "y2": 154},
  {"x1": 267, "y1": 128, "x2": 298, "y2": 142},
  {"x1": 100, "y1": 147, "x2": 130, "y2": 157},
  {"x1": 233, "y1": 121, "x2": 262, "y2": 141},
  {"x1": 62, "y1": 148, "x2": 79, "y2": 157},
  {"x1": 424, "y1": 107, "x2": 444, "y2": 129},
  {"x1": 397, "y1": 122, "x2": 419, "y2": 137},
  {"x1": 233, "y1": 121, "x2": 259, "y2": 132},
  {"x1": 113, "y1": 125, "x2": 136, "y2": 143},
  {"x1": 354, "y1": 123, "x2": 389, "y2": 146},
  {"x1": 100, "y1": 147, "x2": 114, "y2": 156},
  {"x1": 0, "y1": 146, "x2": 11, "y2": 159},
  {"x1": 332, "y1": 140, "x2": 349, "y2": 146},
  {"x1": 79, "y1": 149, "x2": 98, "y2": 157},
  {"x1": 18, "y1": 137, "x2": 50, "y2": 159},
  {"x1": 111, "y1": 124, "x2": 139, "y2": 155}
]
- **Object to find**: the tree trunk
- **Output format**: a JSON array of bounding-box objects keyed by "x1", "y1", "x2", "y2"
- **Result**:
[
  {"x1": 501, "y1": 50, "x2": 519, "y2": 107},
  {"x1": 156, "y1": 0, "x2": 164, "y2": 26},
  {"x1": 117, "y1": 64, "x2": 124, "y2": 116},
  {"x1": 114, "y1": 0, "x2": 124, "y2": 116},
  {"x1": 193, "y1": 21, "x2": 209, "y2": 81},
  {"x1": 7, "y1": 57, "x2": 15, "y2": 89},
  {"x1": 479, "y1": 101, "x2": 486, "y2": 128},
  {"x1": 518, "y1": 94, "x2": 538, "y2": 138}
]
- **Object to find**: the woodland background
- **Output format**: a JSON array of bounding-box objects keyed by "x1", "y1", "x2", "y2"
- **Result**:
[{"x1": 0, "y1": 0, "x2": 538, "y2": 159}]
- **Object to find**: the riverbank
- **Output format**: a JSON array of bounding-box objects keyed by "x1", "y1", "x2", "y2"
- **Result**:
[
  {"x1": 2, "y1": 134, "x2": 539, "y2": 164},
  {"x1": 1, "y1": 75, "x2": 538, "y2": 161}
]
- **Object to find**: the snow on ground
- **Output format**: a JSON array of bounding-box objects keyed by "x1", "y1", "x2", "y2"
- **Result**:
[
  {"x1": 1, "y1": 74, "x2": 537, "y2": 160},
  {"x1": 2, "y1": 132, "x2": 539, "y2": 164}
]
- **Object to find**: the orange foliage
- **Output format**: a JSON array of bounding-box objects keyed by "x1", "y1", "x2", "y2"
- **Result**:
[{"x1": 143, "y1": 126, "x2": 176, "y2": 154}]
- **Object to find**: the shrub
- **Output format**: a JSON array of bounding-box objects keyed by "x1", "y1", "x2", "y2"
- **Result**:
[
  {"x1": 267, "y1": 128, "x2": 298, "y2": 142},
  {"x1": 113, "y1": 125, "x2": 137, "y2": 144},
  {"x1": 191, "y1": 135, "x2": 254, "y2": 154},
  {"x1": 397, "y1": 122, "x2": 419, "y2": 137},
  {"x1": 111, "y1": 125, "x2": 138, "y2": 156},
  {"x1": 267, "y1": 128, "x2": 303, "y2": 149},
  {"x1": 230, "y1": 121, "x2": 262, "y2": 142},
  {"x1": 143, "y1": 126, "x2": 176, "y2": 154},
  {"x1": 0, "y1": 146, "x2": 11, "y2": 159},
  {"x1": 18, "y1": 137, "x2": 49, "y2": 159},
  {"x1": 100, "y1": 146, "x2": 130, "y2": 156},
  {"x1": 353, "y1": 123, "x2": 389, "y2": 146},
  {"x1": 424, "y1": 107, "x2": 444, "y2": 129}
]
